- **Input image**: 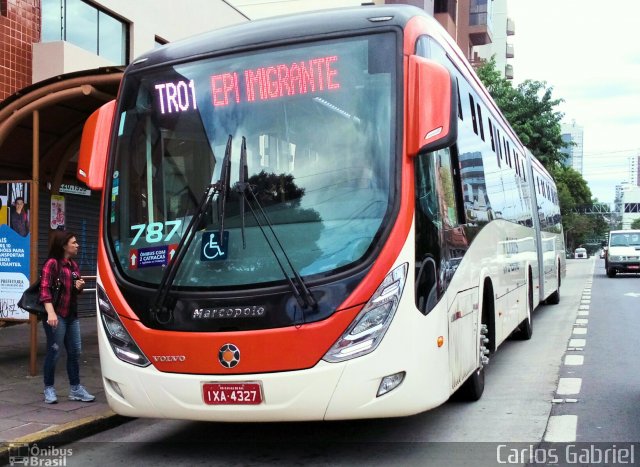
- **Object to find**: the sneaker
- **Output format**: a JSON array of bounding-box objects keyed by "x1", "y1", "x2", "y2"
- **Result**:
[
  {"x1": 68, "y1": 385, "x2": 95, "y2": 402},
  {"x1": 44, "y1": 386, "x2": 57, "y2": 404}
]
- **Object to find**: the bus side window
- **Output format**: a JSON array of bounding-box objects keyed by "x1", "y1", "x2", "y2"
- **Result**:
[
  {"x1": 435, "y1": 147, "x2": 460, "y2": 227},
  {"x1": 414, "y1": 150, "x2": 440, "y2": 314}
]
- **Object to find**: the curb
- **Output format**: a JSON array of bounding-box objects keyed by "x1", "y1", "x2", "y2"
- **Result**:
[{"x1": 0, "y1": 410, "x2": 131, "y2": 465}]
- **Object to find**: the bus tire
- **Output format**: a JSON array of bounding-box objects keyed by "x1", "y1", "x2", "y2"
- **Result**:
[
  {"x1": 457, "y1": 365, "x2": 485, "y2": 402},
  {"x1": 456, "y1": 283, "x2": 492, "y2": 401},
  {"x1": 546, "y1": 265, "x2": 561, "y2": 305},
  {"x1": 513, "y1": 273, "x2": 533, "y2": 340}
]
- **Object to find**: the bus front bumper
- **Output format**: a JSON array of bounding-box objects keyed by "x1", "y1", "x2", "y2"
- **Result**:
[{"x1": 97, "y1": 320, "x2": 449, "y2": 421}]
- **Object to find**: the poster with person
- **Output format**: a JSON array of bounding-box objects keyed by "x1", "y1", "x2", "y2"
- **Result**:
[
  {"x1": 0, "y1": 181, "x2": 31, "y2": 321},
  {"x1": 50, "y1": 194, "x2": 66, "y2": 230}
]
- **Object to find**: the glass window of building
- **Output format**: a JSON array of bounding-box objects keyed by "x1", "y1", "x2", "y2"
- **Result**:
[
  {"x1": 41, "y1": 0, "x2": 129, "y2": 65},
  {"x1": 469, "y1": 0, "x2": 492, "y2": 26}
]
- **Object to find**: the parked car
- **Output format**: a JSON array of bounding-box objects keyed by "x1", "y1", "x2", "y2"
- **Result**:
[{"x1": 574, "y1": 247, "x2": 588, "y2": 259}]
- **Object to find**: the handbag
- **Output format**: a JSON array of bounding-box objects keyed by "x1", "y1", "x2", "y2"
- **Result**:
[{"x1": 17, "y1": 262, "x2": 64, "y2": 319}]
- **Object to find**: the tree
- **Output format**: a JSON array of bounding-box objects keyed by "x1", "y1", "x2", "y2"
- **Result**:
[
  {"x1": 631, "y1": 218, "x2": 640, "y2": 229},
  {"x1": 550, "y1": 166, "x2": 592, "y2": 212}
]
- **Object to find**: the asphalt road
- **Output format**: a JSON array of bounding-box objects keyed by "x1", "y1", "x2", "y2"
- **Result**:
[
  {"x1": 51, "y1": 258, "x2": 612, "y2": 466},
  {"x1": 547, "y1": 256, "x2": 640, "y2": 443}
]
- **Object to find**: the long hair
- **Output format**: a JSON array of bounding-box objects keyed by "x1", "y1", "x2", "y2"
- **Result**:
[{"x1": 48, "y1": 230, "x2": 77, "y2": 260}]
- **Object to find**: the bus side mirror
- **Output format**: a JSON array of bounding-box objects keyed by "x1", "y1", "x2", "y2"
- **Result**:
[
  {"x1": 77, "y1": 100, "x2": 116, "y2": 190},
  {"x1": 407, "y1": 55, "x2": 458, "y2": 156}
]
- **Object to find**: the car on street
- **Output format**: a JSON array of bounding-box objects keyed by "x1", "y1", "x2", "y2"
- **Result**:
[
  {"x1": 605, "y1": 230, "x2": 640, "y2": 277},
  {"x1": 574, "y1": 247, "x2": 588, "y2": 259}
]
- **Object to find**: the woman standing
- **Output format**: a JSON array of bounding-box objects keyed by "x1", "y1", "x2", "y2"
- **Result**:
[{"x1": 40, "y1": 230, "x2": 95, "y2": 404}]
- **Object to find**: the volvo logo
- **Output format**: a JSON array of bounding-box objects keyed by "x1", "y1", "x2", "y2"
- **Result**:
[
  {"x1": 152, "y1": 355, "x2": 186, "y2": 362},
  {"x1": 218, "y1": 343, "x2": 240, "y2": 368}
]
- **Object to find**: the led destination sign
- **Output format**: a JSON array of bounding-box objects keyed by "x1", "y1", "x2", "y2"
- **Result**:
[
  {"x1": 154, "y1": 55, "x2": 341, "y2": 113},
  {"x1": 213, "y1": 55, "x2": 340, "y2": 106}
]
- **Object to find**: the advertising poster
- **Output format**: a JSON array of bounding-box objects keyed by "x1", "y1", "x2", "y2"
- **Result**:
[
  {"x1": 51, "y1": 194, "x2": 66, "y2": 230},
  {"x1": 0, "y1": 181, "x2": 31, "y2": 321}
]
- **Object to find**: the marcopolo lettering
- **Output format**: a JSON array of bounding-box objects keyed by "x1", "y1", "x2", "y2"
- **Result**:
[{"x1": 192, "y1": 306, "x2": 266, "y2": 319}]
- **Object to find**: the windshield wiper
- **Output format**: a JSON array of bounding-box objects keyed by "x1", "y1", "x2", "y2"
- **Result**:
[
  {"x1": 150, "y1": 135, "x2": 232, "y2": 324},
  {"x1": 235, "y1": 136, "x2": 317, "y2": 314},
  {"x1": 217, "y1": 135, "x2": 232, "y2": 241}
]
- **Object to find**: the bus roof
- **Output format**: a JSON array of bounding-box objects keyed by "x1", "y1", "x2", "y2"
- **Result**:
[{"x1": 129, "y1": 5, "x2": 424, "y2": 72}]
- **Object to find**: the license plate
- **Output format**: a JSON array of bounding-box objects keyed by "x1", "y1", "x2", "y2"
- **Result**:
[
  {"x1": 628, "y1": 265, "x2": 639, "y2": 270},
  {"x1": 202, "y1": 382, "x2": 263, "y2": 405}
]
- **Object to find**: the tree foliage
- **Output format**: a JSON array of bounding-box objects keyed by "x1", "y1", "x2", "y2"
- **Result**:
[{"x1": 631, "y1": 218, "x2": 640, "y2": 229}]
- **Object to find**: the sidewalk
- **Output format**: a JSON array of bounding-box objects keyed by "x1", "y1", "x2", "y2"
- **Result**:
[{"x1": 0, "y1": 316, "x2": 127, "y2": 453}]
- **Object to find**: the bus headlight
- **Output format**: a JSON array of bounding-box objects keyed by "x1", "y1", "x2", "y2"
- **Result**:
[
  {"x1": 98, "y1": 285, "x2": 150, "y2": 367},
  {"x1": 323, "y1": 263, "x2": 408, "y2": 363}
]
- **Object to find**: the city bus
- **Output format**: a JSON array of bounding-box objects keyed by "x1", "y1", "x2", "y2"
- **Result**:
[{"x1": 77, "y1": 5, "x2": 565, "y2": 421}]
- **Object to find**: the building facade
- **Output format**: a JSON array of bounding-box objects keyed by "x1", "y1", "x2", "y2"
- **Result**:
[
  {"x1": 0, "y1": 0, "x2": 40, "y2": 101},
  {"x1": 620, "y1": 184, "x2": 640, "y2": 229},
  {"x1": 560, "y1": 121, "x2": 584, "y2": 175},
  {"x1": 628, "y1": 155, "x2": 639, "y2": 187},
  {"x1": 473, "y1": 0, "x2": 514, "y2": 79}
]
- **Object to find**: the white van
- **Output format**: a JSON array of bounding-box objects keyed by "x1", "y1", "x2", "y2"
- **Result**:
[{"x1": 605, "y1": 230, "x2": 640, "y2": 277}]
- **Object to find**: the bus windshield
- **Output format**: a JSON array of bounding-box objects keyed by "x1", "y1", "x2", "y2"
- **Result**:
[{"x1": 108, "y1": 33, "x2": 397, "y2": 288}]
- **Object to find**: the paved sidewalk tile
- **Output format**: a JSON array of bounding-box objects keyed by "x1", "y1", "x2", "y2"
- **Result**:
[{"x1": 0, "y1": 317, "x2": 120, "y2": 446}]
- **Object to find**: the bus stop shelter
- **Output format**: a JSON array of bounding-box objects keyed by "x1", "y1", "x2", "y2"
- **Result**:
[{"x1": 0, "y1": 67, "x2": 122, "y2": 375}]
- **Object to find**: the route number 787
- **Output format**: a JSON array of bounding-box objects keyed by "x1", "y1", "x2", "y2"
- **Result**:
[{"x1": 130, "y1": 220, "x2": 182, "y2": 246}]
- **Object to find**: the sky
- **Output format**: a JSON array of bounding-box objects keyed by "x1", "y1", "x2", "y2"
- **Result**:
[{"x1": 507, "y1": 0, "x2": 640, "y2": 203}]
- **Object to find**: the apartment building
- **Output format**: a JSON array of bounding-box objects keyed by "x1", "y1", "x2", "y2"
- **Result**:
[
  {"x1": 473, "y1": 0, "x2": 514, "y2": 79},
  {"x1": 560, "y1": 121, "x2": 584, "y2": 175}
]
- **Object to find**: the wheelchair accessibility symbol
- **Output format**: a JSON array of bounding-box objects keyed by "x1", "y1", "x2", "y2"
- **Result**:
[{"x1": 201, "y1": 231, "x2": 229, "y2": 261}]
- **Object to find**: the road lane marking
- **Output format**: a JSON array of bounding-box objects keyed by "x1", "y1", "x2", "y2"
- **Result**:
[
  {"x1": 565, "y1": 355, "x2": 584, "y2": 365},
  {"x1": 544, "y1": 415, "x2": 577, "y2": 442},
  {"x1": 573, "y1": 328, "x2": 587, "y2": 335},
  {"x1": 557, "y1": 378, "x2": 582, "y2": 395},
  {"x1": 569, "y1": 338, "x2": 586, "y2": 347},
  {"x1": 576, "y1": 318, "x2": 588, "y2": 325},
  {"x1": 578, "y1": 310, "x2": 589, "y2": 316}
]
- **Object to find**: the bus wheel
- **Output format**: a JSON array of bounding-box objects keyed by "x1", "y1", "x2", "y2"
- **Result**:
[
  {"x1": 546, "y1": 267, "x2": 561, "y2": 305},
  {"x1": 457, "y1": 323, "x2": 489, "y2": 401},
  {"x1": 513, "y1": 279, "x2": 533, "y2": 340}
]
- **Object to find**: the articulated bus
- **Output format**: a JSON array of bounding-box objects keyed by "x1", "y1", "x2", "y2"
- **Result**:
[{"x1": 77, "y1": 5, "x2": 565, "y2": 421}]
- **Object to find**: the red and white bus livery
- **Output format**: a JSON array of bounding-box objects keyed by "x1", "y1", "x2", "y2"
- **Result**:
[{"x1": 77, "y1": 5, "x2": 565, "y2": 421}]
